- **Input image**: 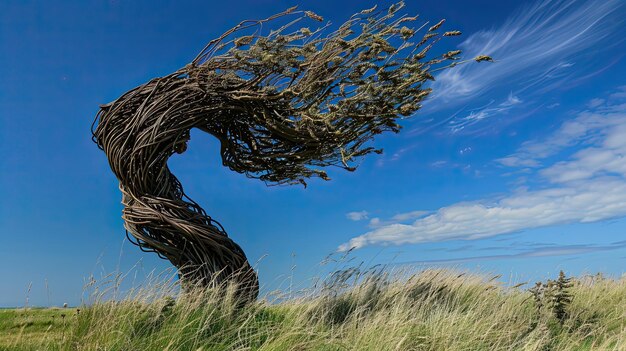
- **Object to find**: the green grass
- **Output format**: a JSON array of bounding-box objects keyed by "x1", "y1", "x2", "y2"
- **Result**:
[
  {"x1": 0, "y1": 307, "x2": 74, "y2": 350},
  {"x1": 2, "y1": 269, "x2": 625, "y2": 351}
]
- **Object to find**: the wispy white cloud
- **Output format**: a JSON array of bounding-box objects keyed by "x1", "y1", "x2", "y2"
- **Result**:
[
  {"x1": 587, "y1": 98, "x2": 605, "y2": 108},
  {"x1": 429, "y1": 0, "x2": 623, "y2": 107},
  {"x1": 391, "y1": 210, "x2": 429, "y2": 222},
  {"x1": 346, "y1": 211, "x2": 369, "y2": 221},
  {"x1": 409, "y1": 0, "x2": 625, "y2": 137},
  {"x1": 497, "y1": 100, "x2": 626, "y2": 167},
  {"x1": 609, "y1": 86, "x2": 626, "y2": 100},
  {"x1": 395, "y1": 241, "x2": 626, "y2": 265},
  {"x1": 540, "y1": 124, "x2": 626, "y2": 183},
  {"x1": 339, "y1": 179, "x2": 626, "y2": 251},
  {"x1": 365, "y1": 211, "x2": 430, "y2": 229},
  {"x1": 368, "y1": 217, "x2": 381, "y2": 227},
  {"x1": 449, "y1": 93, "x2": 522, "y2": 133},
  {"x1": 339, "y1": 93, "x2": 626, "y2": 251},
  {"x1": 547, "y1": 103, "x2": 560, "y2": 109}
]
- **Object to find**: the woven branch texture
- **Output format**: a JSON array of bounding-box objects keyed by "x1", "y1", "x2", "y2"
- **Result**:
[{"x1": 92, "y1": 2, "x2": 486, "y2": 301}]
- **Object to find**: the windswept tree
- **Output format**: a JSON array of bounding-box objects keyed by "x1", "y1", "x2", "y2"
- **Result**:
[{"x1": 92, "y1": 2, "x2": 491, "y2": 302}]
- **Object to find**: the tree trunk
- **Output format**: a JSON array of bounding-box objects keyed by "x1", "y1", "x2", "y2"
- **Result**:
[
  {"x1": 93, "y1": 76, "x2": 260, "y2": 302},
  {"x1": 121, "y1": 189, "x2": 259, "y2": 302}
]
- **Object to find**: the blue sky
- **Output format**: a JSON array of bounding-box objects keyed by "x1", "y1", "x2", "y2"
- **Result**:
[{"x1": 1, "y1": 0, "x2": 625, "y2": 307}]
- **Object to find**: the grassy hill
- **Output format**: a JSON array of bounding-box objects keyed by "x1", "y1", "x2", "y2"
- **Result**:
[{"x1": 1, "y1": 269, "x2": 624, "y2": 351}]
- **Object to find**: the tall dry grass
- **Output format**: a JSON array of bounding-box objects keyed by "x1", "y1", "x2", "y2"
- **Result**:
[{"x1": 3, "y1": 268, "x2": 625, "y2": 351}]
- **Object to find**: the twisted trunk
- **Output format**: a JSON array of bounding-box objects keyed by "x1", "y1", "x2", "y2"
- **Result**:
[{"x1": 93, "y1": 74, "x2": 260, "y2": 301}]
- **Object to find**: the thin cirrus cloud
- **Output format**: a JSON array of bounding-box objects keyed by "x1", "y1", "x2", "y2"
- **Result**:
[
  {"x1": 346, "y1": 211, "x2": 369, "y2": 221},
  {"x1": 391, "y1": 210, "x2": 429, "y2": 222},
  {"x1": 338, "y1": 94, "x2": 626, "y2": 252},
  {"x1": 497, "y1": 95, "x2": 626, "y2": 168},
  {"x1": 448, "y1": 93, "x2": 522, "y2": 133},
  {"x1": 428, "y1": 0, "x2": 623, "y2": 107},
  {"x1": 407, "y1": 0, "x2": 623, "y2": 137},
  {"x1": 395, "y1": 241, "x2": 626, "y2": 266},
  {"x1": 366, "y1": 211, "x2": 430, "y2": 229}
]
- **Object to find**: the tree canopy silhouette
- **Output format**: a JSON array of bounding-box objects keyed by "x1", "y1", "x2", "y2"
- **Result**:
[{"x1": 92, "y1": 2, "x2": 491, "y2": 302}]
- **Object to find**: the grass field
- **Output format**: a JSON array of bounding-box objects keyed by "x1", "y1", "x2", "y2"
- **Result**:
[{"x1": 1, "y1": 269, "x2": 624, "y2": 351}]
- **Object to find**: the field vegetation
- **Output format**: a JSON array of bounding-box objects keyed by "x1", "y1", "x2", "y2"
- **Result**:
[{"x1": 1, "y1": 269, "x2": 624, "y2": 351}]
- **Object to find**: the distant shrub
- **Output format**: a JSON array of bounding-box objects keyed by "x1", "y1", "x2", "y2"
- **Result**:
[{"x1": 529, "y1": 270, "x2": 573, "y2": 325}]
